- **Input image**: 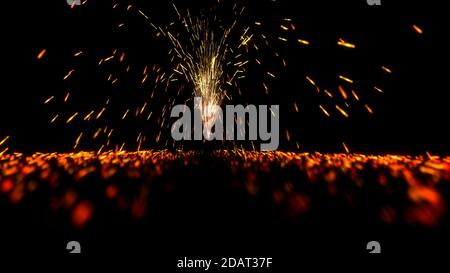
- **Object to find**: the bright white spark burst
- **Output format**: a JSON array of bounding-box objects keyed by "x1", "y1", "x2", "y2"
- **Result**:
[{"x1": 167, "y1": 5, "x2": 250, "y2": 128}]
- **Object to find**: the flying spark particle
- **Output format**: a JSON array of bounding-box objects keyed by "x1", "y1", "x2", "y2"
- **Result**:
[
  {"x1": 51, "y1": 114, "x2": 59, "y2": 123},
  {"x1": 335, "y1": 105, "x2": 349, "y2": 118},
  {"x1": 0, "y1": 136, "x2": 9, "y2": 146},
  {"x1": 337, "y1": 38, "x2": 356, "y2": 49},
  {"x1": 365, "y1": 104, "x2": 373, "y2": 114},
  {"x1": 96, "y1": 108, "x2": 106, "y2": 119},
  {"x1": 412, "y1": 24, "x2": 423, "y2": 34},
  {"x1": 263, "y1": 83, "x2": 269, "y2": 94},
  {"x1": 74, "y1": 133, "x2": 83, "y2": 149},
  {"x1": 84, "y1": 111, "x2": 94, "y2": 121},
  {"x1": 93, "y1": 128, "x2": 102, "y2": 139},
  {"x1": 119, "y1": 143, "x2": 126, "y2": 153},
  {"x1": 122, "y1": 109, "x2": 130, "y2": 120},
  {"x1": 293, "y1": 102, "x2": 299, "y2": 113},
  {"x1": 0, "y1": 148, "x2": 8, "y2": 156},
  {"x1": 104, "y1": 55, "x2": 114, "y2": 62},
  {"x1": 339, "y1": 75, "x2": 354, "y2": 84},
  {"x1": 297, "y1": 39, "x2": 310, "y2": 45},
  {"x1": 351, "y1": 90, "x2": 360, "y2": 101},
  {"x1": 63, "y1": 70, "x2": 75, "y2": 80},
  {"x1": 43, "y1": 96, "x2": 55, "y2": 104},
  {"x1": 142, "y1": 74, "x2": 148, "y2": 84},
  {"x1": 342, "y1": 142, "x2": 350, "y2": 154},
  {"x1": 64, "y1": 92, "x2": 71, "y2": 103},
  {"x1": 381, "y1": 66, "x2": 392, "y2": 73},
  {"x1": 97, "y1": 145, "x2": 105, "y2": 155},
  {"x1": 37, "y1": 49, "x2": 46, "y2": 60},
  {"x1": 306, "y1": 76, "x2": 316, "y2": 86},
  {"x1": 267, "y1": 72, "x2": 276, "y2": 78},
  {"x1": 107, "y1": 129, "x2": 114, "y2": 139},
  {"x1": 338, "y1": 86, "x2": 349, "y2": 100},
  {"x1": 374, "y1": 86, "x2": 384, "y2": 93},
  {"x1": 66, "y1": 113, "x2": 79, "y2": 124},
  {"x1": 319, "y1": 105, "x2": 330, "y2": 117}
]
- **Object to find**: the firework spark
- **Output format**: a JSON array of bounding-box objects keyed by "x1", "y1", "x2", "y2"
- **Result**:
[
  {"x1": 165, "y1": 4, "x2": 256, "y2": 129},
  {"x1": 38, "y1": 0, "x2": 407, "y2": 152},
  {"x1": 36, "y1": 49, "x2": 46, "y2": 60}
]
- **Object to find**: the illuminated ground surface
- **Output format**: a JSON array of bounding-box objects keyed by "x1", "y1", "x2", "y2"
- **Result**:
[{"x1": 1, "y1": 151, "x2": 449, "y2": 256}]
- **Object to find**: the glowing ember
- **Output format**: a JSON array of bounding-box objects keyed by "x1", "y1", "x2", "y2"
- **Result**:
[{"x1": 1, "y1": 151, "x2": 448, "y2": 229}]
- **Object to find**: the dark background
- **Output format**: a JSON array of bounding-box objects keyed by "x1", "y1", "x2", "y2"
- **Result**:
[{"x1": 1, "y1": 0, "x2": 448, "y2": 154}]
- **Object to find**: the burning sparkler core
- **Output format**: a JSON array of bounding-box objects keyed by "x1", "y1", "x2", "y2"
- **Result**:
[
  {"x1": 193, "y1": 37, "x2": 224, "y2": 132},
  {"x1": 168, "y1": 11, "x2": 238, "y2": 131}
]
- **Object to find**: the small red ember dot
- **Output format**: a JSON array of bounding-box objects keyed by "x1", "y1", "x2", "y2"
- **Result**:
[
  {"x1": 1, "y1": 179, "x2": 15, "y2": 193},
  {"x1": 287, "y1": 193, "x2": 310, "y2": 217},
  {"x1": 131, "y1": 199, "x2": 147, "y2": 219},
  {"x1": 71, "y1": 201, "x2": 94, "y2": 228},
  {"x1": 105, "y1": 185, "x2": 119, "y2": 199}
]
